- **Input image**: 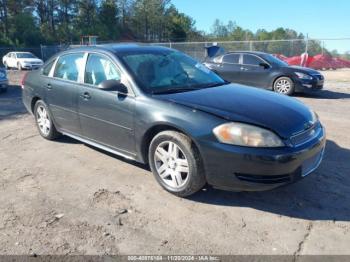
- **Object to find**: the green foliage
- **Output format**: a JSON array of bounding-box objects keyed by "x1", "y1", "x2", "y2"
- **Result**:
[
  {"x1": 0, "y1": 0, "x2": 343, "y2": 58},
  {"x1": 99, "y1": 0, "x2": 120, "y2": 40}
]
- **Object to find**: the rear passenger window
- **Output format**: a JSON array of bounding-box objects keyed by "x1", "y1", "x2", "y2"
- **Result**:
[
  {"x1": 243, "y1": 54, "x2": 263, "y2": 66},
  {"x1": 222, "y1": 54, "x2": 240, "y2": 64},
  {"x1": 42, "y1": 59, "x2": 56, "y2": 76},
  {"x1": 54, "y1": 53, "x2": 84, "y2": 81},
  {"x1": 84, "y1": 53, "x2": 121, "y2": 86}
]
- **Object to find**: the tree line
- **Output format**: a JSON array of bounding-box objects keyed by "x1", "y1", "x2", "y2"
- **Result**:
[
  {"x1": 0, "y1": 0, "x2": 344, "y2": 58},
  {"x1": 0, "y1": 0, "x2": 202, "y2": 46}
]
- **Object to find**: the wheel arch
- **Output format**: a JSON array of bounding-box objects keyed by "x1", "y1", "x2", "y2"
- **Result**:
[
  {"x1": 272, "y1": 75, "x2": 294, "y2": 88},
  {"x1": 139, "y1": 123, "x2": 201, "y2": 164},
  {"x1": 31, "y1": 96, "x2": 42, "y2": 113}
]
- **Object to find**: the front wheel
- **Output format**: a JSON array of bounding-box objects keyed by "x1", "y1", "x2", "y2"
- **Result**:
[
  {"x1": 148, "y1": 131, "x2": 206, "y2": 197},
  {"x1": 273, "y1": 77, "x2": 294, "y2": 95},
  {"x1": 34, "y1": 100, "x2": 61, "y2": 140}
]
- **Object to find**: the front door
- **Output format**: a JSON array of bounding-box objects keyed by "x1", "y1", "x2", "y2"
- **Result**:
[
  {"x1": 78, "y1": 53, "x2": 135, "y2": 155},
  {"x1": 217, "y1": 53, "x2": 242, "y2": 83},
  {"x1": 240, "y1": 54, "x2": 270, "y2": 88}
]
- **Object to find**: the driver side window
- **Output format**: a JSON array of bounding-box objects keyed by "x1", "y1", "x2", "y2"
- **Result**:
[{"x1": 85, "y1": 53, "x2": 121, "y2": 86}]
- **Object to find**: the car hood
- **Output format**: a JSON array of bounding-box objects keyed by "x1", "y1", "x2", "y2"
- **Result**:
[
  {"x1": 156, "y1": 84, "x2": 315, "y2": 138},
  {"x1": 18, "y1": 58, "x2": 43, "y2": 63},
  {"x1": 284, "y1": 65, "x2": 321, "y2": 75}
]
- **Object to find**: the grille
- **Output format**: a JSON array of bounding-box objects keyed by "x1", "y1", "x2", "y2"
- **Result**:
[{"x1": 290, "y1": 123, "x2": 321, "y2": 146}]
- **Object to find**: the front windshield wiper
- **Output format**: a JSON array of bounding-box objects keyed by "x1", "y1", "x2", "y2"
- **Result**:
[
  {"x1": 152, "y1": 87, "x2": 199, "y2": 95},
  {"x1": 194, "y1": 80, "x2": 230, "y2": 89},
  {"x1": 151, "y1": 81, "x2": 230, "y2": 95}
]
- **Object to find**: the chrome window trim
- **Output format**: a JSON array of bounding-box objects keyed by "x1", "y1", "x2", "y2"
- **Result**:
[
  {"x1": 41, "y1": 57, "x2": 59, "y2": 77},
  {"x1": 221, "y1": 53, "x2": 241, "y2": 65},
  {"x1": 46, "y1": 51, "x2": 87, "y2": 84}
]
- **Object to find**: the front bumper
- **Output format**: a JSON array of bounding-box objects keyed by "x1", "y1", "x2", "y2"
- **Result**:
[
  {"x1": 21, "y1": 64, "x2": 42, "y2": 70},
  {"x1": 294, "y1": 76, "x2": 324, "y2": 92},
  {"x1": 198, "y1": 125, "x2": 326, "y2": 191}
]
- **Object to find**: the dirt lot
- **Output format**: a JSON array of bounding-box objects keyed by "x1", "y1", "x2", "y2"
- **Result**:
[{"x1": 0, "y1": 70, "x2": 350, "y2": 256}]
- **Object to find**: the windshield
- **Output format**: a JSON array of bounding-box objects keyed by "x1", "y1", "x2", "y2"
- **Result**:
[
  {"x1": 118, "y1": 50, "x2": 226, "y2": 94},
  {"x1": 263, "y1": 54, "x2": 288, "y2": 67},
  {"x1": 17, "y1": 53, "x2": 36, "y2": 59}
]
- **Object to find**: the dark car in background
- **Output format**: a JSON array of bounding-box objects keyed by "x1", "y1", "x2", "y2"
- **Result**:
[
  {"x1": 0, "y1": 67, "x2": 8, "y2": 93},
  {"x1": 22, "y1": 44, "x2": 325, "y2": 196},
  {"x1": 204, "y1": 49, "x2": 324, "y2": 95}
]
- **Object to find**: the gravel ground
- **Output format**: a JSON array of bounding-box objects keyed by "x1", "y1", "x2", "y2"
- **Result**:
[{"x1": 0, "y1": 70, "x2": 349, "y2": 256}]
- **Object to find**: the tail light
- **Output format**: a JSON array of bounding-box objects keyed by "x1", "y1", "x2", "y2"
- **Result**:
[{"x1": 21, "y1": 72, "x2": 28, "y2": 89}]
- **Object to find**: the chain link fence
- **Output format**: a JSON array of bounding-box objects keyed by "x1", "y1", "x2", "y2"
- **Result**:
[{"x1": 2, "y1": 38, "x2": 350, "y2": 69}]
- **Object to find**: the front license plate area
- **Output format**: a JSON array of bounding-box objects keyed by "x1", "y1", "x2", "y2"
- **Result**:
[{"x1": 302, "y1": 148, "x2": 324, "y2": 177}]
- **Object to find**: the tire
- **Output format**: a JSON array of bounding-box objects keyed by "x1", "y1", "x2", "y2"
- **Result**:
[
  {"x1": 273, "y1": 76, "x2": 294, "y2": 95},
  {"x1": 34, "y1": 100, "x2": 61, "y2": 140},
  {"x1": 17, "y1": 62, "x2": 22, "y2": 71},
  {"x1": 148, "y1": 130, "x2": 206, "y2": 197}
]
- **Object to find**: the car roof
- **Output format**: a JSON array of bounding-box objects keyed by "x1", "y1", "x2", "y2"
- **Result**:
[
  {"x1": 62, "y1": 43, "x2": 172, "y2": 55},
  {"x1": 225, "y1": 51, "x2": 269, "y2": 56},
  {"x1": 12, "y1": 52, "x2": 33, "y2": 54}
]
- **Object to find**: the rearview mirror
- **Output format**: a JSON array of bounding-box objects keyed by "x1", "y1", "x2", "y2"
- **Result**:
[
  {"x1": 259, "y1": 62, "x2": 270, "y2": 69},
  {"x1": 99, "y1": 79, "x2": 128, "y2": 94}
]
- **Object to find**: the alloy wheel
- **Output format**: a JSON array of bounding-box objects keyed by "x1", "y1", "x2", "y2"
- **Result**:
[
  {"x1": 36, "y1": 105, "x2": 51, "y2": 136},
  {"x1": 275, "y1": 79, "x2": 291, "y2": 94},
  {"x1": 154, "y1": 141, "x2": 190, "y2": 189}
]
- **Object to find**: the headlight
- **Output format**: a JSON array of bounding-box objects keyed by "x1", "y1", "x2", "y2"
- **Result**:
[
  {"x1": 311, "y1": 110, "x2": 318, "y2": 124},
  {"x1": 295, "y1": 72, "x2": 313, "y2": 80},
  {"x1": 213, "y1": 122, "x2": 284, "y2": 147}
]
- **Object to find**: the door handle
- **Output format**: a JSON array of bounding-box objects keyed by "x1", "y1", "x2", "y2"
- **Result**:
[
  {"x1": 81, "y1": 92, "x2": 91, "y2": 100},
  {"x1": 240, "y1": 67, "x2": 249, "y2": 71},
  {"x1": 46, "y1": 83, "x2": 52, "y2": 90}
]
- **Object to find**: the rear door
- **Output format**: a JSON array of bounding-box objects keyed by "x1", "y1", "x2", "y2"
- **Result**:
[
  {"x1": 45, "y1": 52, "x2": 85, "y2": 135},
  {"x1": 77, "y1": 52, "x2": 136, "y2": 155},
  {"x1": 240, "y1": 54, "x2": 271, "y2": 88},
  {"x1": 216, "y1": 53, "x2": 242, "y2": 83}
]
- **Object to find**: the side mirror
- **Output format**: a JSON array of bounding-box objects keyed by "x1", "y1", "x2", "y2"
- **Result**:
[
  {"x1": 259, "y1": 62, "x2": 270, "y2": 69},
  {"x1": 99, "y1": 79, "x2": 128, "y2": 94}
]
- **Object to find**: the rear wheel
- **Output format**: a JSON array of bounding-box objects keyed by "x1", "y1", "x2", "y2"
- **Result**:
[
  {"x1": 34, "y1": 100, "x2": 61, "y2": 140},
  {"x1": 148, "y1": 131, "x2": 206, "y2": 197},
  {"x1": 273, "y1": 76, "x2": 294, "y2": 95}
]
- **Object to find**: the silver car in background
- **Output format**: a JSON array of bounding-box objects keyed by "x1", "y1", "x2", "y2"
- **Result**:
[{"x1": 2, "y1": 52, "x2": 43, "y2": 70}]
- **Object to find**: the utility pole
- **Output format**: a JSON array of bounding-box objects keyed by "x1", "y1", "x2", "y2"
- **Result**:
[
  {"x1": 322, "y1": 41, "x2": 324, "y2": 55},
  {"x1": 305, "y1": 33, "x2": 309, "y2": 54}
]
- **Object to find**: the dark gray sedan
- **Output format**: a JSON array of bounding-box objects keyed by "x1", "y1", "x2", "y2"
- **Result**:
[
  {"x1": 22, "y1": 44, "x2": 325, "y2": 196},
  {"x1": 204, "y1": 50, "x2": 324, "y2": 95}
]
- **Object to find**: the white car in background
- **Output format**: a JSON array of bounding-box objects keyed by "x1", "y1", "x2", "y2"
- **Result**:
[{"x1": 2, "y1": 52, "x2": 44, "y2": 70}]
